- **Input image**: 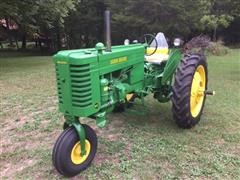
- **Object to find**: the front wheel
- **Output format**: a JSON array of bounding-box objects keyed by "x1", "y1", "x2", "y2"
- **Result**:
[
  {"x1": 171, "y1": 54, "x2": 208, "y2": 128},
  {"x1": 52, "y1": 124, "x2": 97, "y2": 177}
]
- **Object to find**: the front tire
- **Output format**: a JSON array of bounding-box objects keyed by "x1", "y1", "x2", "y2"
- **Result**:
[
  {"x1": 171, "y1": 54, "x2": 208, "y2": 128},
  {"x1": 52, "y1": 124, "x2": 97, "y2": 177}
]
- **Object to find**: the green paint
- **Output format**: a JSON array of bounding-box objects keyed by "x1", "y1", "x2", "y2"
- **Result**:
[
  {"x1": 63, "y1": 115, "x2": 86, "y2": 156},
  {"x1": 161, "y1": 49, "x2": 182, "y2": 85},
  {"x1": 72, "y1": 120, "x2": 86, "y2": 156},
  {"x1": 53, "y1": 43, "x2": 182, "y2": 145},
  {"x1": 96, "y1": 111, "x2": 107, "y2": 128}
]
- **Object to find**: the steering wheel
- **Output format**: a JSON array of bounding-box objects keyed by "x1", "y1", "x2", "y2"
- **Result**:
[{"x1": 143, "y1": 34, "x2": 158, "y2": 56}]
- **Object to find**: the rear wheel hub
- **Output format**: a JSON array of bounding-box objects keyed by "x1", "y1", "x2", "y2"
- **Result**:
[{"x1": 190, "y1": 65, "x2": 206, "y2": 117}]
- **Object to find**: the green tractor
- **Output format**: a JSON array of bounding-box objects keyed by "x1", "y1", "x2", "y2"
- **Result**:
[{"x1": 52, "y1": 11, "x2": 214, "y2": 177}]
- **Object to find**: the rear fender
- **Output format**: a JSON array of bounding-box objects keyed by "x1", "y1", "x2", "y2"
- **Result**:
[{"x1": 161, "y1": 49, "x2": 182, "y2": 85}]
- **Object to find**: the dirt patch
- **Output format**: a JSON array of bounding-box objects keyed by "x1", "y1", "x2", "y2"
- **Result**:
[
  {"x1": 1, "y1": 159, "x2": 37, "y2": 178},
  {"x1": 94, "y1": 153, "x2": 120, "y2": 165},
  {"x1": 227, "y1": 144, "x2": 240, "y2": 156},
  {"x1": 214, "y1": 138, "x2": 226, "y2": 145}
]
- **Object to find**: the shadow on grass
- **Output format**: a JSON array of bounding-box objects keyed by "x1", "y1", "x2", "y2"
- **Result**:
[{"x1": 109, "y1": 97, "x2": 183, "y2": 134}]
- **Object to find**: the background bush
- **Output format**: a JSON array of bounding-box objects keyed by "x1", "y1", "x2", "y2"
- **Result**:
[{"x1": 207, "y1": 41, "x2": 230, "y2": 56}]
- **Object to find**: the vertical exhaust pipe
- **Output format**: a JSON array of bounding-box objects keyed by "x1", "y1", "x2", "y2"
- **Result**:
[{"x1": 104, "y1": 10, "x2": 111, "y2": 52}]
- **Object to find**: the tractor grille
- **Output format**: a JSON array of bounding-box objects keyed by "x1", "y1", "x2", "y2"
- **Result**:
[
  {"x1": 55, "y1": 66, "x2": 63, "y2": 104},
  {"x1": 70, "y1": 64, "x2": 92, "y2": 107}
]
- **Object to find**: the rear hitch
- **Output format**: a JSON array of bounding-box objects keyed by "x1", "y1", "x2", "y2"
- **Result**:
[{"x1": 205, "y1": 90, "x2": 216, "y2": 96}]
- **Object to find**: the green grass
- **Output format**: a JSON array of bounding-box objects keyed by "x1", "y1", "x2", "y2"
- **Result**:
[{"x1": 0, "y1": 49, "x2": 239, "y2": 179}]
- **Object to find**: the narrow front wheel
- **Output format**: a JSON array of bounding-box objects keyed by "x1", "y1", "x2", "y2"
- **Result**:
[{"x1": 52, "y1": 124, "x2": 97, "y2": 177}]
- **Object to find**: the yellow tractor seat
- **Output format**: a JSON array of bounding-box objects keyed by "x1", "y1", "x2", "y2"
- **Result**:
[{"x1": 145, "y1": 47, "x2": 169, "y2": 63}]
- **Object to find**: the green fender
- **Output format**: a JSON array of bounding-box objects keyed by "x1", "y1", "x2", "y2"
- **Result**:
[{"x1": 161, "y1": 49, "x2": 182, "y2": 85}]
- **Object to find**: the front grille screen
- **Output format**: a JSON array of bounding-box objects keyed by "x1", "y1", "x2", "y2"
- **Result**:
[{"x1": 70, "y1": 64, "x2": 92, "y2": 107}]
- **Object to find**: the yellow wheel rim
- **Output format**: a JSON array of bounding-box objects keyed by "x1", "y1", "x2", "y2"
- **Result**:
[
  {"x1": 126, "y1": 93, "x2": 134, "y2": 101},
  {"x1": 190, "y1": 65, "x2": 206, "y2": 117},
  {"x1": 71, "y1": 140, "x2": 91, "y2": 165}
]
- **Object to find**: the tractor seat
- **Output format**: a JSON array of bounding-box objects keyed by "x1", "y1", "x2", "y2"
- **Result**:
[{"x1": 145, "y1": 47, "x2": 169, "y2": 64}]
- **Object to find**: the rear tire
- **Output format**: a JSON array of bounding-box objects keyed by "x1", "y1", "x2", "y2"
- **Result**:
[
  {"x1": 52, "y1": 124, "x2": 97, "y2": 177},
  {"x1": 171, "y1": 54, "x2": 208, "y2": 128}
]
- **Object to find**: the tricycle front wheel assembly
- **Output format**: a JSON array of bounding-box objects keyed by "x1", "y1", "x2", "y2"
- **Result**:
[{"x1": 52, "y1": 124, "x2": 97, "y2": 177}]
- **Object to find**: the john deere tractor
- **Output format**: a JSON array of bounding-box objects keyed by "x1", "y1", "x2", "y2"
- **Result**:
[{"x1": 52, "y1": 11, "x2": 214, "y2": 177}]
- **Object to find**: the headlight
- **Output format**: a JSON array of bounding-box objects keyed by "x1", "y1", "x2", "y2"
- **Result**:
[
  {"x1": 173, "y1": 38, "x2": 181, "y2": 47},
  {"x1": 132, "y1": 40, "x2": 138, "y2": 44},
  {"x1": 124, "y1": 39, "x2": 130, "y2": 45}
]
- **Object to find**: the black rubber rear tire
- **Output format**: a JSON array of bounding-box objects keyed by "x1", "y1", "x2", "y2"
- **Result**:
[
  {"x1": 171, "y1": 53, "x2": 208, "y2": 128},
  {"x1": 52, "y1": 124, "x2": 97, "y2": 177}
]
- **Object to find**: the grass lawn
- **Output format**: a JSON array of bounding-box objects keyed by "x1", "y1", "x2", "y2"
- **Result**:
[{"x1": 0, "y1": 49, "x2": 240, "y2": 179}]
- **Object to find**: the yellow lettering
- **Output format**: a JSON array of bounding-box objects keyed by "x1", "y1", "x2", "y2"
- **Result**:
[
  {"x1": 110, "y1": 57, "x2": 128, "y2": 64},
  {"x1": 57, "y1": 61, "x2": 67, "y2": 64}
]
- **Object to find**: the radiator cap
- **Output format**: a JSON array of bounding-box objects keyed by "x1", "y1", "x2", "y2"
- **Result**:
[{"x1": 95, "y1": 42, "x2": 105, "y2": 54}]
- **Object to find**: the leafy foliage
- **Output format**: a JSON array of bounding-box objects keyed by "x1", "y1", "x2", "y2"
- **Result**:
[
  {"x1": 64, "y1": 0, "x2": 106, "y2": 48},
  {"x1": 200, "y1": 0, "x2": 239, "y2": 41},
  {"x1": 108, "y1": 0, "x2": 211, "y2": 42},
  {"x1": 0, "y1": 0, "x2": 239, "y2": 50},
  {"x1": 0, "y1": 0, "x2": 77, "y2": 49},
  {"x1": 201, "y1": 15, "x2": 234, "y2": 30},
  {"x1": 207, "y1": 41, "x2": 230, "y2": 56}
]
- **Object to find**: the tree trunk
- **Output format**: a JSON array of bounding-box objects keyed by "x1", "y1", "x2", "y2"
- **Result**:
[
  {"x1": 5, "y1": 16, "x2": 13, "y2": 46},
  {"x1": 21, "y1": 33, "x2": 26, "y2": 49},
  {"x1": 66, "y1": 34, "x2": 70, "y2": 49},
  {"x1": 213, "y1": 27, "x2": 217, "y2": 42},
  {"x1": 85, "y1": 33, "x2": 89, "y2": 48},
  {"x1": 38, "y1": 38, "x2": 42, "y2": 52},
  {"x1": 56, "y1": 29, "x2": 61, "y2": 51},
  {"x1": 15, "y1": 38, "x2": 19, "y2": 49}
]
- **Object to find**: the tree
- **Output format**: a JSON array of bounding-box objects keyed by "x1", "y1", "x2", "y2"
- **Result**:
[
  {"x1": 200, "y1": 0, "x2": 238, "y2": 41},
  {"x1": 0, "y1": 0, "x2": 77, "y2": 50},
  {"x1": 107, "y1": 0, "x2": 212, "y2": 43},
  {"x1": 200, "y1": 15, "x2": 233, "y2": 41},
  {"x1": 64, "y1": 0, "x2": 106, "y2": 48},
  {"x1": 1, "y1": 0, "x2": 239, "y2": 51}
]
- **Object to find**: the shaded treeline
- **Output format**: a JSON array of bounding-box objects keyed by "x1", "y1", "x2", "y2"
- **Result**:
[{"x1": 0, "y1": 0, "x2": 239, "y2": 52}]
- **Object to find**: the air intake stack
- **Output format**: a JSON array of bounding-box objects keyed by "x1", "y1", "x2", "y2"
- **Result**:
[{"x1": 104, "y1": 10, "x2": 112, "y2": 52}]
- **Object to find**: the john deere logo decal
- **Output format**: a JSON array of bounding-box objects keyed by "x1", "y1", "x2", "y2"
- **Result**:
[
  {"x1": 110, "y1": 56, "x2": 128, "y2": 64},
  {"x1": 57, "y1": 61, "x2": 67, "y2": 64}
]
